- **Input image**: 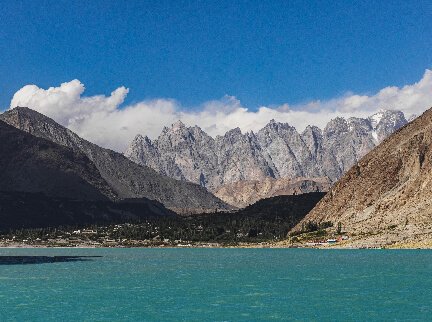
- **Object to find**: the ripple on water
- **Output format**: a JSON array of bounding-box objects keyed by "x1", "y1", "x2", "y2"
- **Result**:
[{"x1": 0, "y1": 249, "x2": 431, "y2": 321}]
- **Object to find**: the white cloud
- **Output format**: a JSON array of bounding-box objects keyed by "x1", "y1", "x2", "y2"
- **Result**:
[{"x1": 8, "y1": 69, "x2": 432, "y2": 152}]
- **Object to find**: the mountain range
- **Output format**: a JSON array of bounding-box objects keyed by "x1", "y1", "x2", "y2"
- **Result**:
[
  {"x1": 2, "y1": 104, "x2": 431, "y2": 247},
  {"x1": 0, "y1": 107, "x2": 230, "y2": 214},
  {"x1": 124, "y1": 110, "x2": 408, "y2": 206}
]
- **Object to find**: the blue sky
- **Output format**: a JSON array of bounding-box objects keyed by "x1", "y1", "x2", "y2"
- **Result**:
[{"x1": 1, "y1": 0, "x2": 431, "y2": 111}]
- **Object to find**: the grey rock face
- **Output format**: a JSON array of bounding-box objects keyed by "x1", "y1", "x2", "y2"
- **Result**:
[
  {"x1": 369, "y1": 110, "x2": 408, "y2": 142},
  {"x1": 0, "y1": 107, "x2": 230, "y2": 213},
  {"x1": 215, "y1": 129, "x2": 272, "y2": 186},
  {"x1": 125, "y1": 110, "x2": 408, "y2": 190},
  {"x1": 256, "y1": 120, "x2": 316, "y2": 179}
]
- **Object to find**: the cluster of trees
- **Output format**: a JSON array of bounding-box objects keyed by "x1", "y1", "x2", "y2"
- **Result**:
[
  {"x1": 1, "y1": 213, "x2": 298, "y2": 244},
  {"x1": 289, "y1": 220, "x2": 334, "y2": 237},
  {"x1": 304, "y1": 220, "x2": 333, "y2": 233},
  {"x1": 111, "y1": 215, "x2": 293, "y2": 243}
]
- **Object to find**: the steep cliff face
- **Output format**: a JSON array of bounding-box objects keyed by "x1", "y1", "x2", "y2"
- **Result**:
[
  {"x1": 214, "y1": 177, "x2": 331, "y2": 208},
  {"x1": 0, "y1": 107, "x2": 230, "y2": 213},
  {"x1": 125, "y1": 110, "x2": 408, "y2": 191},
  {"x1": 215, "y1": 128, "x2": 273, "y2": 186},
  {"x1": 256, "y1": 121, "x2": 314, "y2": 179},
  {"x1": 294, "y1": 108, "x2": 432, "y2": 246}
]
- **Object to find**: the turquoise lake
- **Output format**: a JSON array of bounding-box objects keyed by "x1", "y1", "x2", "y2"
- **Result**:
[{"x1": 0, "y1": 248, "x2": 431, "y2": 321}]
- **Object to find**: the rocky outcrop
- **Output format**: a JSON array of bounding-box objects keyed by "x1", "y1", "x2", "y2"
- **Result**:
[
  {"x1": 0, "y1": 107, "x2": 231, "y2": 213},
  {"x1": 125, "y1": 110, "x2": 408, "y2": 191},
  {"x1": 293, "y1": 107, "x2": 432, "y2": 247},
  {"x1": 214, "y1": 177, "x2": 331, "y2": 208}
]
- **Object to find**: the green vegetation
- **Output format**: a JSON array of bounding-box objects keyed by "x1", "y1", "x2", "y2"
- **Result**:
[{"x1": 0, "y1": 210, "x2": 300, "y2": 245}]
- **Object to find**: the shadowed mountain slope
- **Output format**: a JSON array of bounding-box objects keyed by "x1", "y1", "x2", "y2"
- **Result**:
[
  {"x1": 185, "y1": 192, "x2": 327, "y2": 242},
  {"x1": 0, "y1": 191, "x2": 175, "y2": 229},
  {"x1": 0, "y1": 107, "x2": 230, "y2": 213},
  {"x1": 0, "y1": 120, "x2": 116, "y2": 201},
  {"x1": 235, "y1": 192, "x2": 326, "y2": 221},
  {"x1": 0, "y1": 120, "x2": 175, "y2": 228}
]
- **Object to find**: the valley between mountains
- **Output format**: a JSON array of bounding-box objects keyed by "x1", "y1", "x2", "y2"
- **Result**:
[{"x1": 0, "y1": 105, "x2": 431, "y2": 248}]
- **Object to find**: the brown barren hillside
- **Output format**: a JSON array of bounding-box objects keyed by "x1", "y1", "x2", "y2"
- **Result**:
[
  {"x1": 293, "y1": 108, "x2": 432, "y2": 246},
  {"x1": 214, "y1": 177, "x2": 330, "y2": 208}
]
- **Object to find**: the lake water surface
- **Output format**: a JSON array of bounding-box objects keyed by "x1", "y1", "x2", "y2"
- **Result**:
[{"x1": 0, "y1": 248, "x2": 431, "y2": 321}]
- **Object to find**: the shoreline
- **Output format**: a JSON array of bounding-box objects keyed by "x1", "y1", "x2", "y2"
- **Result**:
[
  {"x1": 1, "y1": 241, "x2": 432, "y2": 249},
  {"x1": 3, "y1": 229, "x2": 432, "y2": 250}
]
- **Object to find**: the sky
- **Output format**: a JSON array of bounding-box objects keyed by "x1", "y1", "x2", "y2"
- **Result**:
[{"x1": 1, "y1": 1, "x2": 432, "y2": 151}]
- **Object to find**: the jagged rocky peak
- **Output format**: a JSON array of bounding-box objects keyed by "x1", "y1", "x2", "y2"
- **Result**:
[
  {"x1": 124, "y1": 133, "x2": 159, "y2": 167},
  {"x1": 372, "y1": 110, "x2": 407, "y2": 142},
  {"x1": 224, "y1": 127, "x2": 242, "y2": 137},
  {"x1": 157, "y1": 120, "x2": 196, "y2": 149},
  {"x1": 171, "y1": 119, "x2": 186, "y2": 132},
  {"x1": 123, "y1": 108, "x2": 409, "y2": 192},
  {"x1": 301, "y1": 125, "x2": 323, "y2": 144},
  {"x1": 261, "y1": 119, "x2": 297, "y2": 135},
  {"x1": 160, "y1": 120, "x2": 188, "y2": 137},
  {"x1": 324, "y1": 117, "x2": 349, "y2": 137},
  {"x1": 301, "y1": 125, "x2": 323, "y2": 157},
  {"x1": 256, "y1": 120, "x2": 299, "y2": 150},
  {"x1": 130, "y1": 134, "x2": 152, "y2": 145},
  {"x1": 158, "y1": 120, "x2": 212, "y2": 145},
  {"x1": 246, "y1": 130, "x2": 258, "y2": 140},
  {"x1": 302, "y1": 124, "x2": 322, "y2": 134},
  {"x1": 216, "y1": 127, "x2": 244, "y2": 145},
  {"x1": 368, "y1": 109, "x2": 407, "y2": 128},
  {"x1": 191, "y1": 124, "x2": 207, "y2": 135},
  {"x1": 266, "y1": 118, "x2": 289, "y2": 129},
  {"x1": 347, "y1": 117, "x2": 372, "y2": 129},
  {"x1": 368, "y1": 109, "x2": 386, "y2": 128}
]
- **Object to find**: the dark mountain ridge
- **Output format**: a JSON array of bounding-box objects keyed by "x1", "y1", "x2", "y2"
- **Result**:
[
  {"x1": 0, "y1": 120, "x2": 115, "y2": 201},
  {"x1": 0, "y1": 107, "x2": 230, "y2": 213},
  {"x1": 0, "y1": 120, "x2": 175, "y2": 229}
]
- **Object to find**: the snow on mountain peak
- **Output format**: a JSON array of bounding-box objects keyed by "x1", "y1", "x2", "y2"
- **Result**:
[{"x1": 369, "y1": 110, "x2": 386, "y2": 129}]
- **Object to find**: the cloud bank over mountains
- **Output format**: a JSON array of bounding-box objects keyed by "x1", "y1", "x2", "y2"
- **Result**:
[{"x1": 9, "y1": 69, "x2": 432, "y2": 152}]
